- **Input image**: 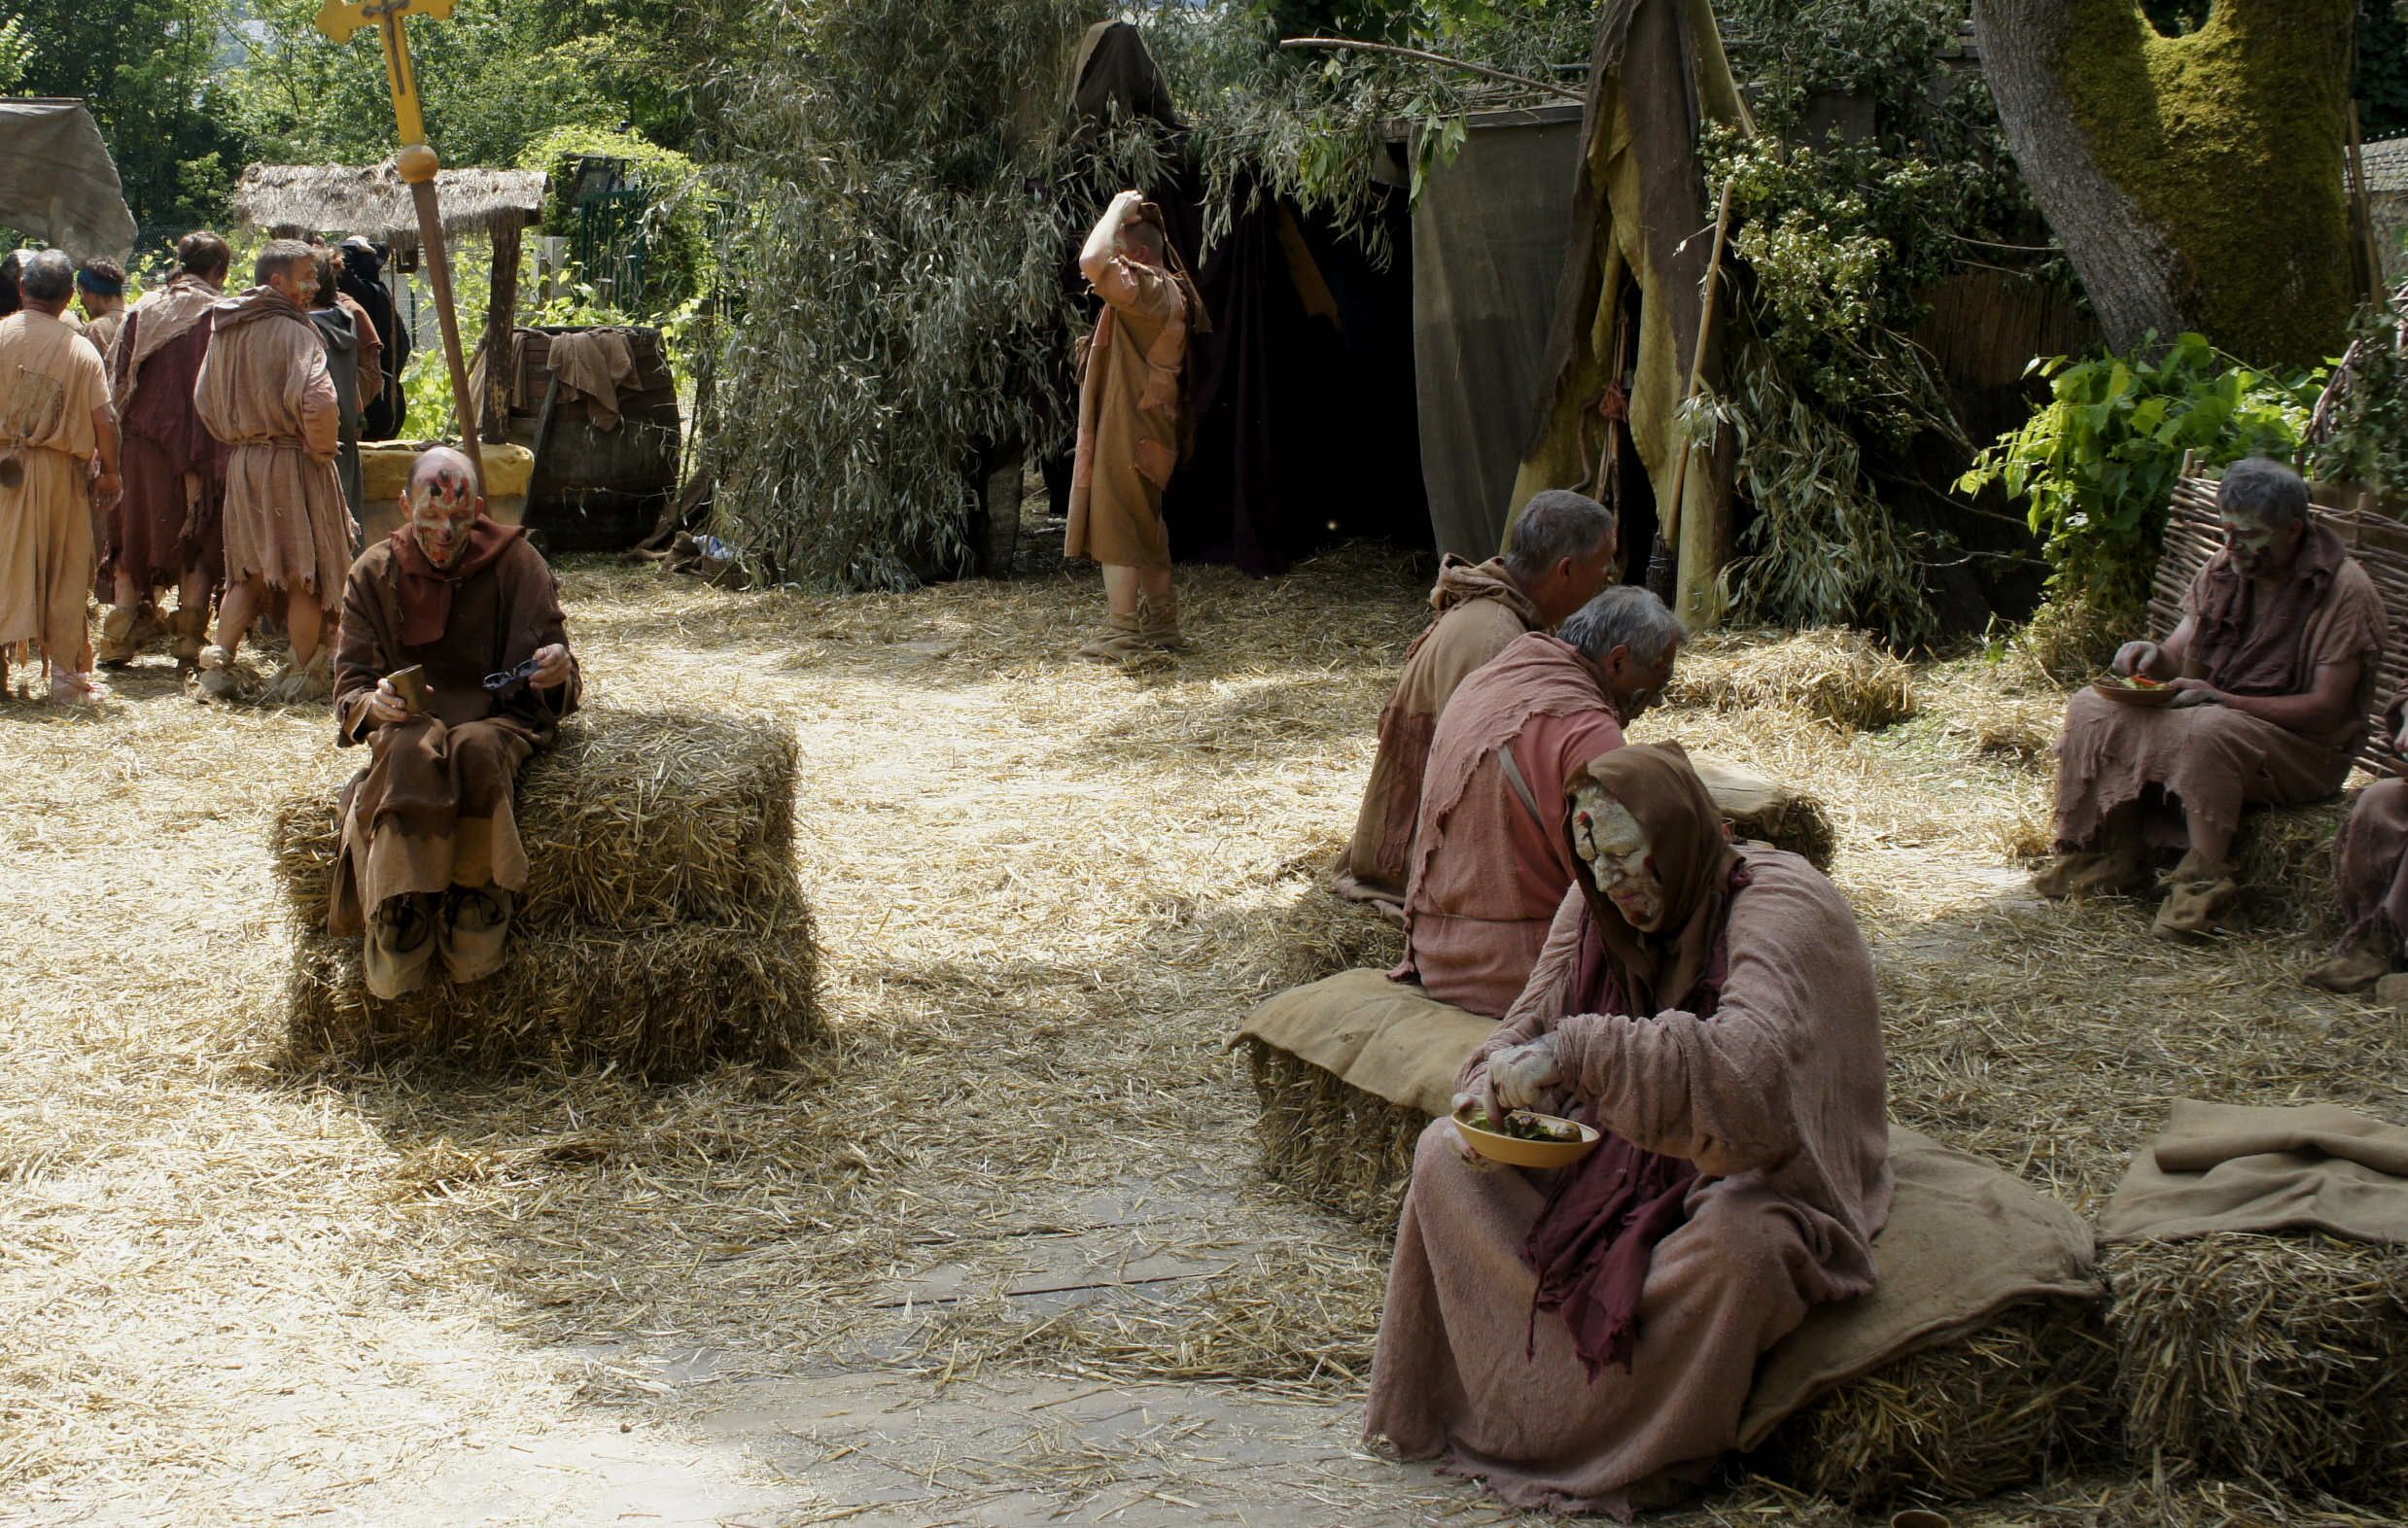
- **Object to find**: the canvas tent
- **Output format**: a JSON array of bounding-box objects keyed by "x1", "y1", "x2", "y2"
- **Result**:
[
  {"x1": 1511, "y1": 0, "x2": 1752, "y2": 628},
  {"x1": 1412, "y1": 102, "x2": 1587, "y2": 559},
  {"x1": 0, "y1": 99, "x2": 135, "y2": 260}
]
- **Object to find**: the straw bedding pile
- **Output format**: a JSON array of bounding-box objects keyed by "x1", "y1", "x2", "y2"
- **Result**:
[
  {"x1": 1668, "y1": 629, "x2": 1917, "y2": 732},
  {"x1": 1754, "y1": 1298, "x2": 2119, "y2": 1508},
  {"x1": 2105, "y1": 1233, "x2": 2408, "y2": 1492},
  {"x1": 274, "y1": 707, "x2": 820, "y2": 1078},
  {"x1": 1240, "y1": 1040, "x2": 1427, "y2": 1225},
  {"x1": 2233, "y1": 797, "x2": 2350, "y2": 941}
]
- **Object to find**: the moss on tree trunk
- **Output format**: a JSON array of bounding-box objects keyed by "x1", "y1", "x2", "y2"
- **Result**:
[{"x1": 1976, "y1": 0, "x2": 2356, "y2": 368}]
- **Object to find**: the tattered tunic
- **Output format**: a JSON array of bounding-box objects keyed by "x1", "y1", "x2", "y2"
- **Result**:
[
  {"x1": 1397, "y1": 633, "x2": 1625, "y2": 1017},
  {"x1": 2334, "y1": 687, "x2": 2408, "y2": 947},
  {"x1": 328, "y1": 522, "x2": 579, "y2": 936},
  {"x1": 2054, "y1": 526, "x2": 2386, "y2": 855},
  {"x1": 1335, "y1": 556, "x2": 1543, "y2": 911},
  {"x1": 1064, "y1": 253, "x2": 1188, "y2": 570},
  {"x1": 1365, "y1": 850, "x2": 1893, "y2": 1516},
  {"x1": 107, "y1": 278, "x2": 224, "y2": 590},
  {"x1": 0, "y1": 309, "x2": 107, "y2": 658},
  {"x1": 194, "y1": 287, "x2": 355, "y2": 599}
]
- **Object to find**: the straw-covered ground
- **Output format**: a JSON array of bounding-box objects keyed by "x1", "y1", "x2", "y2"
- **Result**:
[{"x1": 4, "y1": 536, "x2": 2405, "y2": 1525}]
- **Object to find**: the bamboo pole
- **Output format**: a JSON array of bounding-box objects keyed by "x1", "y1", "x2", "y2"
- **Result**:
[{"x1": 1658, "y1": 181, "x2": 1735, "y2": 629}]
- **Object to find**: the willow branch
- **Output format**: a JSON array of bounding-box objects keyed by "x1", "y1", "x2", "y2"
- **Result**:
[{"x1": 1276, "y1": 37, "x2": 1586, "y2": 103}]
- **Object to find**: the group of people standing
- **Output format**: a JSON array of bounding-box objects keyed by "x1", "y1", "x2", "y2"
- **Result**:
[{"x1": 0, "y1": 230, "x2": 409, "y2": 706}]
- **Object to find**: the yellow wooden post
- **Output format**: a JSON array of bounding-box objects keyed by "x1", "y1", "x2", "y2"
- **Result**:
[{"x1": 313, "y1": 0, "x2": 484, "y2": 486}]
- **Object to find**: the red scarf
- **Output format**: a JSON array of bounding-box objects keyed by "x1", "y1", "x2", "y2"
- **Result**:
[{"x1": 390, "y1": 515, "x2": 520, "y2": 646}]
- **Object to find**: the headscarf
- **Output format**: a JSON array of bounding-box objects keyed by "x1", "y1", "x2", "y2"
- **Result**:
[{"x1": 1521, "y1": 741, "x2": 1750, "y2": 1377}]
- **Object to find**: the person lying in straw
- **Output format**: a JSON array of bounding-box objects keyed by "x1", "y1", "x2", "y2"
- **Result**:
[
  {"x1": 2310, "y1": 680, "x2": 2408, "y2": 991},
  {"x1": 327, "y1": 447, "x2": 578, "y2": 998},
  {"x1": 1395, "y1": 585, "x2": 1682, "y2": 1018},
  {"x1": 1333, "y1": 490, "x2": 1620, "y2": 916},
  {"x1": 2035, "y1": 457, "x2": 2385, "y2": 941},
  {"x1": 1365, "y1": 742, "x2": 1891, "y2": 1516},
  {"x1": 1065, "y1": 188, "x2": 1204, "y2": 664}
]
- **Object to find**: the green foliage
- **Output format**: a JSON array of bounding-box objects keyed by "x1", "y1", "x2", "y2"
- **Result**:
[
  {"x1": 2356, "y1": 0, "x2": 2408, "y2": 140},
  {"x1": 516, "y1": 125, "x2": 719, "y2": 313},
  {"x1": 2308, "y1": 295, "x2": 2408, "y2": 501},
  {"x1": 1958, "y1": 332, "x2": 2319, "y2": 607}
]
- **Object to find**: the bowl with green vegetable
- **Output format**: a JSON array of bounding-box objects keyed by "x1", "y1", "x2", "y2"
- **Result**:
[{"x1": 1452, "y1": 1102, "x2": 1601, "y2": 1169}]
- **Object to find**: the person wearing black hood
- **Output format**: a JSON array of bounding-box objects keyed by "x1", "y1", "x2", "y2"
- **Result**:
[
  {"x1": 338, "y1": 236, "x2": 408, "y2": 440},
  {"x1": 306, "y1": 245, "x2": 370, "y2": 538}
]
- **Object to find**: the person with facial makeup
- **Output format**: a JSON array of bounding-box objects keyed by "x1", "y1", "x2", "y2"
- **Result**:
[
  {"x1": 192, "y1": 239, "x2": 360, "y2": 703},
  {"x1": 2036, "y1": 457, "x2": 2386, "y2": 942},
  {"x1": 1394, "y1": 585, "x2": 1685, "y2": 1018},
  {"x1": 324, "y1": 447, "x2": 578, "y2": 998}
]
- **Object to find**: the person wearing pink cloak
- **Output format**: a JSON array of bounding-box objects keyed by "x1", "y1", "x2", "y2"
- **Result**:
[
  {"x1": 2309, "y1": 681, "x2": 2408, "y2": 991},
  {"x1": 1332, "y1": 490, "x2": 1620, "y2": 915},
  {"x1": 1395, "y1": 586, "x2": 1683, "y2": 1018},
  {"x1": 1365, "y1": 743, "x2": 1893, "y2": 1516}
]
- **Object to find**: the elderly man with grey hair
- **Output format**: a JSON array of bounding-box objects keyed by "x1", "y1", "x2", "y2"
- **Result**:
[
  {"x1": 0, "y1": 248, "x2": 119, "y2": 703},
  {"x1": 2038, "y1": 457, "x2": 2385, "y2": 942},
  {"x1": 1395, "y1": 584, "x2": 1684, "y2": 1017},
  {"x1": 1335, "y1": 490, "x2": 1619, "y2": 913}
]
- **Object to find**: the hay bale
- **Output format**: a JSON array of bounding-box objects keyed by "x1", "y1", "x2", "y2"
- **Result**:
[
  {"x1": 284, "y1": 917, "x2": 820, "y2": 1079},
  {"x1": 1755, "y1": 1298, "x2": 2119, "y2": 1508},
  {"x1": 2233, "y1": 796, "x2": 2350, "y2": 941},
  {"x1": 2106, "y1": 1233, "x2": 2408, "y2": 1492},
  {"x1": 1240, "y1": 1038, "x2": 1424, "y2": 1226},
  {"x1": 1669, "y1": 630, "x2": 1917, "y2": 732},
  {"x1": 1693, "y1": 757, "x2": 1837, "y2": 869},
  {"x1": 270, "y1": 709, "x2": 799, "y2": 930}
]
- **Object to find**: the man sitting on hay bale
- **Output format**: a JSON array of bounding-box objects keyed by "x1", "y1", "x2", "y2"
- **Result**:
[
  {"x1": 1333, "y1": 489, "x2": 1619, "y2": 914},
  {"x1": 2314, "y1": 681, "x2": 2408, "y2": 990},
  {"x1": 1397, "y1": 585, "x2": 1683, "y2": 1017},
  {"x1": 1366, "y1": 743, "x2": 1891, "y2": 1515},
  {"x1": 327, "y1": 446, "x2": 578, "y2": 998},
  {"x1": 2036, "y1": 458, "x2": 2385, "y2": 942}
]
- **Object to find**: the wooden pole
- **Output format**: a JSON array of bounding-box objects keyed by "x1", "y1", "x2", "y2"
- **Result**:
[{"x1": 1657, "y1": 182, "x2": 1734, "y2": 627}]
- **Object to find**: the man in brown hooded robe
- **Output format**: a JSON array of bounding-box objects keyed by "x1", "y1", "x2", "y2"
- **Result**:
[
  {"x1": 1398, "y1": 586, "x2": 1684, "y2": 1018},
  {"x1": 0, "y1": 250, "x2": 119, "y2": 704},
  {"x1": 97, "y1": 231, "x2": 228, "y2": 670},
  {"x1": 2036, "y1": 458, "x2": 2385, "y2": 942},
  {"x1": 1334, "y1": 490, "x2": 1620, "y2": 913},
  {"x1": 1365, "y1": 743, "x2": 1892, "y2": 1516},
  {"x1": 1066, "y1": 188, "x2": 1201, "y2": 663},
  {"x1": 329, "y1": 447, "x2": 578, "y2": 998},
  {"x1": 193, "y1": 239, "x2": 357, "y2": 703},
  {"x1": 2309, "y1": 684, "x2": 2408, "y2": 991}
]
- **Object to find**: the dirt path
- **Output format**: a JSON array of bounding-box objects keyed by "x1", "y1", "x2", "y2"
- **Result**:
[{"x1": 3, "y1": 544, "x2": 2402, "y2": 1526}]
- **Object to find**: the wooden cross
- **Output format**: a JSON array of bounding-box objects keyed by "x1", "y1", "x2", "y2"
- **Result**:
[{"x1": 313, "y1": 0, "x2": 484, "y2": 483}]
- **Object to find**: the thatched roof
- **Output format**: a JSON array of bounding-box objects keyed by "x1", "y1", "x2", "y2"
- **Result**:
[{"x1": 231, "y1": 161, "x2": 547, "y2": 246}]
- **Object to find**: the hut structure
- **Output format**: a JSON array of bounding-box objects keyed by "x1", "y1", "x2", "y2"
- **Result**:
[
  {"x1": 0, "y1": 98, "x2": 135, "y2": 260},
  {"x1": 2362, "y1": 133, "x2": 2408, "y2": 290},
  {"x1": 231, "y1": 160, "x2": 548, "y2": 448}
]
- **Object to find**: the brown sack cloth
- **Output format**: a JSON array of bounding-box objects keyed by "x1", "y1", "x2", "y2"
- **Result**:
[
  {"x1": 1234, "y1": 967, "x2": 1492, "y2": 1117},
  {"x1": 546, "y1": 330, "x2": 639, "y2": 432},
  {"x1": 1736, "y1": 1127, "x2": 2101, "y2": 1449},
  {"x1": 2100, "y1": 1099, "x2": 2408, "y2": 1245}
]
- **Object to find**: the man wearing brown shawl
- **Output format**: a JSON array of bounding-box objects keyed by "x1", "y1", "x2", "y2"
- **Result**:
[
  {"x1": 193, "y1": 239, "x2": 356, "y2": 704},
  {"x1": 2037, "y1": 458, "x2": 2385, "y2": 941},
  {"x1": 2310, "y1": 686, "x2": 2408, "y2": 990},
  {"x1": 1366, "y1": 743, "x2": 1892, "y2": 1516},
  {"x1": 0, "y1": 250, "x2": 119, "y2": 704},
  {"x1": 97, "y1": 232, "x2": 228, "y2": 670},
  {"x1": 1333, "y1": 491, "x2": 1620, "y2": 914},
  {"x1": 330, "y1": 447, "x2": 578, "y2": 998},
  {"x1": 1066, "y1": 189, "x2": 1202, "y2": 663}
]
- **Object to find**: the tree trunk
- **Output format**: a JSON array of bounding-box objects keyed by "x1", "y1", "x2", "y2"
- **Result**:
[{"x1": 1972, "y1": 0, "x2": 2357, "y2": 367}]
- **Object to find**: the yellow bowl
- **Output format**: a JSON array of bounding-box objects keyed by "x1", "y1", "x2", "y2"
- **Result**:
[{"x1": 1452, "y1": 1108, "x2": 1601, "y2": 1169}]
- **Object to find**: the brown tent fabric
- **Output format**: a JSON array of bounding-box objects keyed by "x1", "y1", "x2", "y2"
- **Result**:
[
  {"x1": 1508, "y1": 0, "x2": 1750, "y2": 600},
  {"x1": 0, "y1": 100, "x2": 136, "y2": 260},
  {"x1": 2100, "y1": 1099, "x2": 2408, "y2": 1245}
]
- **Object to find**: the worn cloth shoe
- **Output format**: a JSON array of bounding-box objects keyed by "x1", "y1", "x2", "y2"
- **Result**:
[
  {"x1": 366, "y1": 893, "x2": 439, "y2": 999},
  {"x1": 95, "y1": 604, "x2": 143, "y2": 667},
  {"x1": 167, "y1": 605, "x2": 210, "y2": 668},
  {"x1": 1135, "y1": 591, "x2": 1187, "y2": 653},
  {"x1": 438, "y1": 886, "x2": 515, "y2": 986},
  {"x1": 194, "y1": 643, "x2": 241, "y2": 700},
  {"x1": 2033, "y1": 850, "x2": 2149, "y2": 899},
  {"x1": 1075, "y1": 612, "x2": 1158, "y2": 666},
  {"x1": 2153, "y1": 865, "x2": 2240, "y2": 943},
  {"x1": 266, "y1": 648, "x2": 333, "y2": 706},
  {"x1": 2306, "y1": 922, "x2": 2401, "y2": 993}
]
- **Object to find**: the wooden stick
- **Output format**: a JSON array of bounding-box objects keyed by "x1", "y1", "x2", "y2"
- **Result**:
[
  {"x1": 1658, "y1": 180, "x2": 1737, "y2": 549},
  {"x1": 1276, "y1": 37, "x2": 1584, "y2": 102}
]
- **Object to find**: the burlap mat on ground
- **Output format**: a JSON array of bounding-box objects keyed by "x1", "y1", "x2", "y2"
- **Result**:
[
  {"x1": 1736, "y1": 1128, "x2": 2101, "y2": 1448},
  {"x1": 1233, "y1": 967, "x2": 1493, "y2": 1116},
  {"x1": 2099, "y1": 1099, "x2": 2408, "y2": 1245}
]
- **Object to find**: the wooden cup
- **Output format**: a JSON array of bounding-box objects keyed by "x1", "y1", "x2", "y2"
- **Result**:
[{"x1": 386, "y1": 665, "x2": 430, "y2": 716}]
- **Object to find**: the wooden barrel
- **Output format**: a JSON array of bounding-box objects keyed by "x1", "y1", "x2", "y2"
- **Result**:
[{"x1": 504, "y1": 326, "x2": 682, "y2": 551}]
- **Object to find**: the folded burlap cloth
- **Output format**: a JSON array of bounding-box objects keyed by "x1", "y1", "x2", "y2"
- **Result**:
[{"x1": 2100, "y1": 1098, "x2": 2408, "y2": 1245}]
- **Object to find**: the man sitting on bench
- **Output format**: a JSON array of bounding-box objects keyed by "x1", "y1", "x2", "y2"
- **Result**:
[{"x1": 2036, "y1": 458, "x2": 2384, "y2": 942}]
